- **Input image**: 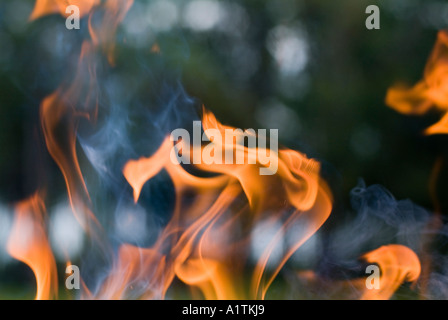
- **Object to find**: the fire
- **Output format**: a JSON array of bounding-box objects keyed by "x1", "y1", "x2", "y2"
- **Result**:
[
  {"x1": 29, "y1": 0, "x2": 100, "y2": 21},
  {"x1": 297, "y1": 244, "x2": 422, "y2": 300},
  {"x1": 6, "y1": 193, "x2": 58, "y2": 300},
  {"x1": 385, "y1": 30, "x2": 448, "y2": 297},
  {"x1": 386, "y1": 30, "x2": 448, "y2": 135},
  {"x1": 360, "y1": 245, "x2": 421, "y2": 300},
  {"x1": 39, "y1": 43, "x2": 103, "y2": 238},
  {"x1": 38, "y1": 0, "x2": 133, "y2": 235},
  {"x1": 120, "y1": 109, "x2": 332, "y2": 299},
  {"x1": 4, "y1": 0, "x2": 428, "y2": 301},
  {"x1": 90, "y1": 245, "x2": 169, "y2": 300},
  {"x1": 88, "y1": 0, "x2": 134, "y2": 65}
]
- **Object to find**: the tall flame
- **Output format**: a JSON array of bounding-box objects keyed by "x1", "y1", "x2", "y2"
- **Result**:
[
  {"x1": 6, "y1": 193, "x2": 58, "y2": 300},
  {"x1": 38, "y1": 0, "x2": 133, "y2": 236}
]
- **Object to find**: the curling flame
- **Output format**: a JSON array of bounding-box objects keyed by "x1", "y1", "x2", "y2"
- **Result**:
[
  {"x1": 361, "y1": 244, "x2": 421, "y2": 300},
  {"x1": 6, "y1": 194, "x2": 58, "y2": 300},
  {"x1": 40, "y1": 44, "x2": 100, "y2": 235},
  {"x1": 118, "y1": 109, "x2": 332, "y2": 299},
  {"x1": 386, "y1": 30, "x2": 448, "y2": 135},
  {"x1": 297, "y1": 244, "x2": 421, "y2": 299},
  {"x1": 18, "y1": 0, "x2": 424, "y2": 301},
  {"x1": 39, "y1": 0, "x2": 133, "y2": 234}
]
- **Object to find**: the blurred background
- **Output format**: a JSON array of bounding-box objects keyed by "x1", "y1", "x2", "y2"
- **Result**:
[{"x1": 1, "y1": 0, "x2": 448, "y2": 298}]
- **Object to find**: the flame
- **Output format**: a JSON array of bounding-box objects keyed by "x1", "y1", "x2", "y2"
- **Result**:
[
  {"x1": 29, "y1": 0, "x2": 100, "y2": 21},
  {"x1": 6, "y1": 193, "x2": 58, "y2": 300},
  {"x1": 118, "y1": 109, "x2": 333, "y2": 299},
  {"x1": 6, "y1": 0, "x2": 426, "y2": 301},
  {"x1": 360, "y1": 244, "x2": 421, "y2": 300},
  {"x1": 296, "y1": 244, "x2": 421, "y2": 300},
  {"x1": 88, "y1": 0, "x2": 134, "y2": 65},
  {"x1": 39, "y1": 0, "x2": 133, "y2": 235},
  {"x1": 92, "y1": 245, "x2": 169, "y2": 300},
  {"x1": 40, "y1": 45, "x2": 100, "y2": 236},
  {"x1": 385, "y1": 30, "x2": 447, "y2": 298},
  {"x1": 5, "y1": 0, "x2": 134, "y2": 300},
  {"x1": 30, "y1": 0, "x2": 132, "y2": 65},
  {"x1": 386, "y1": 30, "x2": 448, "y2": 135}
]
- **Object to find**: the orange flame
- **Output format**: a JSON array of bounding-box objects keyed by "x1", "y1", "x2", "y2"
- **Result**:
[
  {"x1": 92, "y1": 245, "x2": 169, "y2": 300},
  {"x1": 88, "y1": 0, "x2": 134, "y2": 65},
  {"x1": 29, "y1": 0, "x2": 100, "y2": 21},
  {"x1": 40, "y1": 44, "x2": 100, "y2": 235},
  {"x1": 386, "y1": 30, "x2": 448, "y2": 135},
  {"x1": 118, "y1": 108, "x2": 333, "y2": 299},
  {"x1": 18, "y1": 0, "x2": 425, "y2": 301},
  {"x1": 361, "y1": 244, "x2": 421, "y2": 300},
  {"x1": 296, "y1": 244, "x2": 421, "y2": 299},
  {"x1": 385, "y1": 31, "x2": 445, "y2": 299},
  {"x1": 6, "y1": 193, "x2": 58, "y2": 300},
  {"x1": 30, "y1": 0, "x2": 133, "y2": 64},
  {"x1": 39, "y1": 0, "x2": 132, "y2": 235}
]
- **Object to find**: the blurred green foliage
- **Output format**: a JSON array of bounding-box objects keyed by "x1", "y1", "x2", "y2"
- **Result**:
[
  {"x1": 1, "y1": 0, "x2": 445, "y2": 208},
  {"x1": 1, "y1": 0, "x2": 448, "y2": 299}
]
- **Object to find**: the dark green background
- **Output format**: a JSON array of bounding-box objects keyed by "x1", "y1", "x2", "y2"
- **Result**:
[{"x1": 0, "y1": 0, "x2": 447, "y2": 298}]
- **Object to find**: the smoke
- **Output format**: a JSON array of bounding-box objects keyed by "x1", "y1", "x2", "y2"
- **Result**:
[
  {"x1": 293, "y1": 179, "x2": 448, "y2": 300},
  {"x1": 338, "y1": 180, "x2": 429, "y2": 257},
  {"x1": 66, "y1": 6, "x2": 203, "y2": 295},
  {"x1": 4, "y1": 0, "x2": 448, "y2": 300}
]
